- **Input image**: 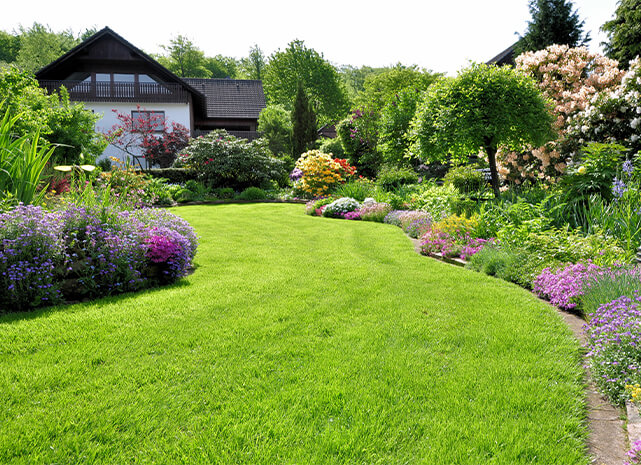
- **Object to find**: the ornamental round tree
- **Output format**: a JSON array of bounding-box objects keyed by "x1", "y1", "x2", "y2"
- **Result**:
[{"x1": 409, "y1": 63, "x2": 555, "y2": 197}]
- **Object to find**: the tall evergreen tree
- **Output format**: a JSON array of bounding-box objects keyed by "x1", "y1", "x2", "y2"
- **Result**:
[
  {"x1": 515, "y1": 0, "x2": 590, "y2": 55},
  {"x1": 291, "y1": 82, "x2": 317, "y2": 158},
  {"x1": 602, "y1": 0, "x2": 641, "y2": 69}
]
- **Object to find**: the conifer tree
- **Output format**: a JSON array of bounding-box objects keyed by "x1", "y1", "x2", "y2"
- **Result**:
[
  {"x1": 515, "y1": 0, "x2": 590, "y2": 55},
  {"x1": 291, "y1": 82, "x2": 317, "y2": 158},
  {"x1": 602, "y1": 0, "x2": 641, "y2": 69}
]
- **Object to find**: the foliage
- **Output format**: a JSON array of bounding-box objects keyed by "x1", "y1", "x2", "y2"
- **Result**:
[
  {"x1": 0, "y1": 204, "x2": 197, "y2": 310},
  {"x1": 0, "y1": 31, "x2": 20, "y2": 64},
  {"x1": 174, "y1": 130, "x2": 285, "y2": 190},
  {"x1": 14, "y1": 23, "x2": 79, "y2": 72},
  {"x1": 581, "y1": 268, "x2": 641, "y2": 315},
  {"x1": 145, "y1": 168, "x2": 198, "y2": 184},
  {"x1": 239, "y1": 45, "x2": 266, "y2": 80},
  {"x1": 304, "y1": 196, "x2": 334, "y2": 216},
  {"x1": 410, "y1": 63, "x2": 555, "y2": 197},
  {"x1": 602, "y1": 0, "x2": 641, "y2": 69},
  {"x1": 204, "y1": 55, "x2": 239, "y2": 79},
  {"x1": 564, "y1": 58, "x2": 641, "y2": 157},
  {"x1": 336, "y1": 109, "x2": 381, "y2": 177},
  {"x1": 515, "y1": 0, "x2": 590, "y2": 55},
  {"x1": 333, "y1": 177, "x2": 376, "y2": 201},
  {"x1": 322, "y1": 197, "x2": 361, "y2": 218},
  {"x1": 501, "y1": 45, "x2": 623, "y2": 183},
  {"x1": 443, "y1": 165, "x2": 487, "y2": 194},
  {"x1": 106, "y1": 106, "x2": 190, "y2": 169},
  {"x1": 0, "y1": 66, "x2": 105, "y2": 165},
  {"x1": 378, "y1": 89, "x2": 423, "y2": 166},
  {"x1": 291, "y1": 83, "x2": 317, "y2": 158},
  {"x1": 0, "y1": 111, "x2": 55, "y2": 205},
  {"x1": 263, "y1": 40, "x2": 349, "y2": 124},
  {"x1": 534, "y1": 261, "x2": 604, "y2": 310},
  {"x1": 157, "y1": 35, "x2": 211, "y2": 78},
  {"x1": 292, "y1": 150, "x2": 355, "y2": 198},
  {"x1": 237, "y1": 186, "x2": 267, "y2": 201},
  {"x1": 376, "y1": 165, "x2": 418, "y2": 190},
  {"x1": 560, "y1": 143, "x2": 626, "y2": 202},
  {"x1": 354, "y1": 65, "x2": 441, "y2": 116},
  {"x1": 258, "y1": 105, "x2": 292, "y2": 158},
  {"x1": 411, "y1": 183, "x2": 458, "y2": 220},
  {"x1": 318, "y1": 137, "x2": 344, "y2": 159}
]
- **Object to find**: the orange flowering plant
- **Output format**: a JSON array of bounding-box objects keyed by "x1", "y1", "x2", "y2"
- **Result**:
[{"x1": 292, "y1": 150, "x2": 356, "y2": 197}]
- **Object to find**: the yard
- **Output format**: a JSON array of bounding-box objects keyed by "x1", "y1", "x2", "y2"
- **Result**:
[{"x1": 0, "y1": 204, "x2": 588, "y2": 464}]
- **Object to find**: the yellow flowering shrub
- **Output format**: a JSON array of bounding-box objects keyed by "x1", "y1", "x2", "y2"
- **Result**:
[{"x1": 294, "y1": 150, "x2": 346, "y2": 197}]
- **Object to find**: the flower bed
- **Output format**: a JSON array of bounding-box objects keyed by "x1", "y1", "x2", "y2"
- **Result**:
[{"x1": 0, "y1": 204, "x2": 198, "y2": 311}]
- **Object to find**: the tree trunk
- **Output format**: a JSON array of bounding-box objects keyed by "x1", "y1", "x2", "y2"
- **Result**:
[{"x1": 485, "y1": 142, "x2": 501, "y2": 198}]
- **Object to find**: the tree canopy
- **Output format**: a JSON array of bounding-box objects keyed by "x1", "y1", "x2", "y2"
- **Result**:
[
  {"x1": 240, "y1": 45, "x2": 266, "y2": 80},
  {"x1": 515, "y1": 0, "x2": 590, "y2": 55},
  {"x1": 602, "y1": 0, "x2": 641, "y2": 69},
  {"x1": 157, "y1": 35, "x2": 211, "y2": 78},
  {"x1": 410, "y1": 63, "x2": 556, "y2": 197},
  {"x1": 263, "y1": 40, "x2": 349, "y2": 125}
]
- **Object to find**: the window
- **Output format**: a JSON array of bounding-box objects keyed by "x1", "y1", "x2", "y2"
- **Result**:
[
  {"x1": 113, "y1": 73, "x2": 135, "y2": 83},
  {"x1": 131, "y1": 111, "x2": 165, "y2": 132}
]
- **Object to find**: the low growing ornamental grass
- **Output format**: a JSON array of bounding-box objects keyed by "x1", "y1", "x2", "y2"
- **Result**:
[{"x1": 0, "y1": 204, "x2": 588, "y2": 464}]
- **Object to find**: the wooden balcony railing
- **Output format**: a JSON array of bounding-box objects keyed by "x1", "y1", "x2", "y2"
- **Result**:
[{"x1": 39, "y1": 80, "x2": 190, "y2": 103}]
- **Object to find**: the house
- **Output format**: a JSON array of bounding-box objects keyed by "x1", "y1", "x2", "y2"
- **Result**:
[{"x1": 35, "y1": 27, "x2": 266, "y2": 166}]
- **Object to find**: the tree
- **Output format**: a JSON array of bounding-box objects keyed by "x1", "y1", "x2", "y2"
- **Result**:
[
  {"x1": 263, "y1": 40, "x2": 349, "y2": 125},
  {"x1": 291, "y1": 83, "x2": 317, "y2": 158},
  {"x1": 378, "y1": 89, "x2": 424, "y2": 167},
  {"x1": 602, "y1": 0, "x2": 641, "y2": 69},
  {"x1": 204, "y1": 55, "x2": 239, "y2": 78},
  {"x1": 257, "y1": 105, "x2": 292, "y2": 158},
  {"x1": 410, "y1": 63, "x2": 556, "y2": 198},
  {"x1": 15, "y1": 23, "x2": 79, "y2": 72},
  {"x1": 106, "y1": 107, "x2": 190, "y2": 169},
  {"x1": 158, "y1": 35, "x2": 211, "y2": 78},
  {"x1": 240, "y1": 45, "x2": 266, "y2": 80},
  {"x1": 338, "y1": 65, "x2": 386, "y2": 102},
  {"x1": 0, "y1": 31, "x2": 20, "y2": 65},
  {"x1": 515, "y1": 0, "x2": 590, "y2": 55},
  {"x1": 0, "y1": 66, "x2": 105, "y2": 165}
]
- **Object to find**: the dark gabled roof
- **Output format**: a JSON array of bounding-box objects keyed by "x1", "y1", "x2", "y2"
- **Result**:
[
  {"x1": 183, "y1": 78, "x2": 266, "y2": 119},
  {"x1": 487, "y1": 42, "x2": 519, "y2": 67},
  {"x1": 35, "y1": 27, "x2": 206, "y2": 108}
]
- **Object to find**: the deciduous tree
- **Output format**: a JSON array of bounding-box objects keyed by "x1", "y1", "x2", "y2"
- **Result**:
[
  {"x1": 263, "y1": 40, "x2": 349, "y2": 125},
  {"x1": 158, "y1": 35, "x2": 211, "y2": 78},
  {"x1": 410, "y1": 64, "x2": 556, "y2": 197}
]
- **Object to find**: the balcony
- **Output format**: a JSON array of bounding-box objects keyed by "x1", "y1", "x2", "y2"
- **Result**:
[{"x1": 39, "y1": 80, "x2": 190, "y2": 104}]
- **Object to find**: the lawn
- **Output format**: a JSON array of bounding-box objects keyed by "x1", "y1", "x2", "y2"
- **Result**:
[{"x1": 0, "y1": 203, "x2": 588, "y2": 464}]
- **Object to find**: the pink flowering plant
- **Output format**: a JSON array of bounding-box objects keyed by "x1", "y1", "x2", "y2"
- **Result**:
[{"x1": 499, "y1": 45, "x2": 624, "y2": 183}]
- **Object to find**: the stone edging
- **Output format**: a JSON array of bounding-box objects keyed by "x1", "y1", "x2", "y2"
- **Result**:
[{"x1": 628, "y1": 401, "x2": 641, "y2": 447}]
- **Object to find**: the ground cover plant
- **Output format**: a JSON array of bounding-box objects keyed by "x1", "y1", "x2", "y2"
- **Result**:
[{"x1": 0, "y1": 204, "x2": 588, "y2": 464}]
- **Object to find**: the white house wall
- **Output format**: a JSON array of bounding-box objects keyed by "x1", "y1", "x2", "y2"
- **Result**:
[{"x1": 87, "y1": 102, "x2": 191, "y2": 169}]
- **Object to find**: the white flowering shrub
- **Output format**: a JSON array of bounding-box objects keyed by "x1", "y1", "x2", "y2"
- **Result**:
[
  {"x1": 564, "y1": 57, "x2": 641, "y2": 158},
  {"x1": 322, "y1": 197, "x2": 361, "y2": 218}
]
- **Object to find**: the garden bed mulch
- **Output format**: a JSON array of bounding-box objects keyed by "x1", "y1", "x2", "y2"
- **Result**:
[{"x1": 407, "y1": 235, "x2": 629, "y2": 465}]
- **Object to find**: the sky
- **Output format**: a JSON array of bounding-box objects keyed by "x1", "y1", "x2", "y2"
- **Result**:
[{"x1": 2, "y1": 0, "x2": 620, "y2": 75}]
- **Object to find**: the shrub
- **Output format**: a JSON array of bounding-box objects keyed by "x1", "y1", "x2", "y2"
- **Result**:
[
  {"x1": 292, "y1": 150, "x2": 356, "y2": 198},
  {"x1": 213, "y1": 187, "x2": 236, "y2": 200},
  {"x1": 174, "y1": 130, "x2": 285, "y2": 190},
  {"x1": 318, "y1": 137, "x2": 345, "y2": 159},
  {"x1": 411, "y1": 182, "x2": 458, "y2": 220},
  {"x1": 146, "y1": 168, "x2": 198, "y2": 184},
  {"x1": 443, "y1": 165, "x2": 487, "y2": 194},
  {"x1": 467, "y1": 246, "x2": 514, "y2": 276},
  {"x1": 376, "y1": 165, "x2": 419, "y2": 190},
  {"x1": 237, "y1": 187, "x2": 267, "y2": 201},
  {"x1": 383, "y1": 210, "x2": 405, "y2": 227},
  {"x1": 322, "y1": 197, "x2": 361, "y2": 218}
]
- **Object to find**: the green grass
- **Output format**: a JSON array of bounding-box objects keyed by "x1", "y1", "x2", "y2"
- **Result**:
[{"x1": 0, "y1": 204, "x2": 588, "y2": 464}]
